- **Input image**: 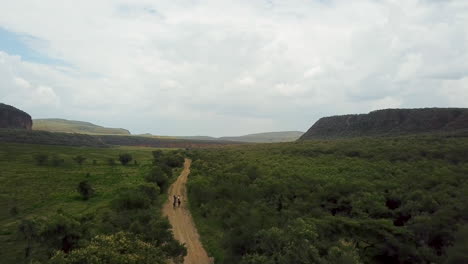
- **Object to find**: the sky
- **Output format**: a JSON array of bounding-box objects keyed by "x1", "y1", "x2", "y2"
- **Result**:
[{"x1": 0, "y1": 0, "x2": 467, "y2": 136}]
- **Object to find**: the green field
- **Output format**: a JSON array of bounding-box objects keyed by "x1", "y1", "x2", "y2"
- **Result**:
[
  {"x1": 0, "y1": 143, "x2": 181, "y2": 263},
  {"x1": 187, "y1": 135, "x2": 468, "y2": 264}
]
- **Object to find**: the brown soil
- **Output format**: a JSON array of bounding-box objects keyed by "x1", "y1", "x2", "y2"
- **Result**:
[{"x1": 163, "y1": 159, "x2": 213, "y2": 264}]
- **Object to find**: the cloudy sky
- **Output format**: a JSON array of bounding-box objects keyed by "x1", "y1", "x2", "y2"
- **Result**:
[{"x1": 0, "y1": 0, "x2": 467, "y2": 136}]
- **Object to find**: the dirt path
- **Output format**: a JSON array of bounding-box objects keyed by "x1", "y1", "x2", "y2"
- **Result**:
[{"x1": 163, "y1": 159, "x2": 213, "y2": 264}]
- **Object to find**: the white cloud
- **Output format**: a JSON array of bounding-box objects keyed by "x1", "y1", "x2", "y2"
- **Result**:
[
  {"x1": 0, "y1": 0, "x2": 467, "y2": 136},
  {"x1": 238, "y1": 76, "x2": 256, "y2": 86},
  {"x1": 440, "y1": 77, "x2": 468, "y2": 106},
  {"x1": 0, "y1": 53, "x2": 61, "y2": 114},
  {"x1": 304, "y1": 66, "x2": 323, "y2": 79}
]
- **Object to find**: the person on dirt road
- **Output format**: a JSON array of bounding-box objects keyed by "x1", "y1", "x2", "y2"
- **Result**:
[
  {"x1": 173, "y1": 195, "x2": 177, "y2": 208},
  {"x1": 177, "y1": 195, "x2": 181, "y2": 207}
]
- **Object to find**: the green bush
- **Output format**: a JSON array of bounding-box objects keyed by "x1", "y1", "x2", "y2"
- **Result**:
[
  {"x1": 33, "y1": 153, "x2": 48, "y2": 165},
  {"x1": 107, "y1": 158, "x2": 116, "y2": 166},
  {"x1": 72, "y1": 155, "x2": 86, "y2": 165},
  {"x1": 77, "y1": 181, "x2": 94, "y2": 200},
  {"x1": 145, "y1": 167, "x2": 169, "y2": 192},
  {"x1": 111, "y1": 190, "x2": 151, "y2": 211},
  {"x1": 49, "y1": 232, "x2": 167, "y2": 264},
  {"x1": 187, "y1": 136, "x2": 468, "y2": 264},
  {"x1": 51, "y1": 155, "x2": 65, "y2": 167},
  {"x1": 138, "y1": 183, "x2": 160, "y2": 201},
  {"x1": 118, "y1": 153, "x2": 133, "y2": 166}
]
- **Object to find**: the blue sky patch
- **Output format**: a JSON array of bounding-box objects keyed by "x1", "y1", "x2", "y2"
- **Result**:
[{"x1": 0, "y1": 27, "x2": 67, "y2": 65}]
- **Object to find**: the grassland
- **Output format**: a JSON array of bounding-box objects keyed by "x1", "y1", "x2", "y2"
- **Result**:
[
  {"x1": 0, "y1": 143, "x2": 161, "y2": 262},
  {"x1": 33, "y1": 119, "x2": 131, "y2": 135}
]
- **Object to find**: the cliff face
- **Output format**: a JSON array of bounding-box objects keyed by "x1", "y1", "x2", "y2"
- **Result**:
[
  {"x1": 300, "y1": 108, "x2": 468, "y2": 140},
  {"x1": 0, "y1": 103, "x2": 32, "y2": 130}
]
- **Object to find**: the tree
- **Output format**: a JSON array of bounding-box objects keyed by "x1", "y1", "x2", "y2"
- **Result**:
[
  {"x1": 152, "y1": 150, "x2": 163, "y2": 161},
  {"x1": 445, "y1": 226, "x2": 468, "y2": 264},
  {"x1": 49, "y1": 232, "x2": 167, "y2": 264},
  {"x1": 52, "y1": 155, "x2": 65, "y2": 167},
  {"x1": 72, "y1": 155, "x2": 86, "y2": 165},
  {"x1": 164, "y1": 154, "x2": 184, "y2": 168},
  {"x1": 39, "y1": 213, "x2": 83, "y2": 253},
  {"x1": 145, "y1": 167, "x2": 169, "y2": 192},
  {"x1": 18, "y1": 218, "x2": 41, "y2": 258},
  {"x1": 138, "y1": 183, "x2": 160, "y2": 201},
  {"x1": 107, "y1": 158, "x2": 116, "y2": 166},
  {"x1": 242, "y1": 219, "x2": 323, "y2": 264},
  {"x1": 77, "y1": 181, "x2": 94, "y2": 200},
  {"x1": 118, "y1": 153, "x2": 133, "y2": 166},
  {"x1": 111, "y1": 190, "x2": 151, "y2": 211},
  {"x1": 34, "y1": 153, "x2": 48, "y2": 165}
]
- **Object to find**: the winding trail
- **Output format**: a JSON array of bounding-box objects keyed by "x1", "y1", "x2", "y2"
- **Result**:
[{"x1": 163, "y1": 159, "x2": 213, "y2": 264}]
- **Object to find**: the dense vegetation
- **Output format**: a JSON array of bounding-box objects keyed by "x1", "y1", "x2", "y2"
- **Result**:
[
  {"x1": 0, "y1": 129, "x2": 238, "y2": 148},
  {"x1": 0, "y1": 129, "x2": 107, "y2": 147},
  {"x1": 187, "y1": 135, "x2": 468, "y2": 264},
  {"x1": 0, "y1": 143, "x2": 186, "y2": 263}
]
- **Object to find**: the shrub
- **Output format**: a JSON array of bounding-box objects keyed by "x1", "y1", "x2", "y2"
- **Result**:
[
  {"x1": 145, "y1": 167, "x2": 169, "y2": 192},
  {"x1": 51, "y1": 156, "x2": 65, "y2": 167},
  {"x1": 107, "y1": 158, "x2": 116, "y2": 166},
  {"x1": 18, "y1": 218, "x2": 41, "y2": 258},
  {"x1": 164, "y1": 154, "x2": 184, "y2": 168},
  {"x1": 10, "y1": 206, "x2": 19, "y2": 216},
  {"x1": 34, "y1": 153, "x2": 48, "y2": 165},
  {"x1": 39, "y1": 213, "x2": 83, "y2": 253},
  {"x1": 138, "y1": 183, "x2": 160, "y2": 201},
  {"x1": 72, "y1": 155, "x2": 86, "y2": 165},
  {"x1": 111, "y1": 190, "x2": 151, "y2": 211},
  {"x1": 77, "y1": 181, "x2": 94, "y2": 200},
  {"x1": 49, "y1": 232, "x2": 167, "y2": 264},
  {"x1": 118, "y1": 153, "x2": 133, "y2": 166}
]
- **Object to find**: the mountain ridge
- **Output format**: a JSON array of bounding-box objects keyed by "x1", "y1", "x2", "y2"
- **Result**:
[
  {"x1": 300, "y1": 108, "x2": 468, "y2": 140},
  {"x1": 33, "y1": 118, "x2": 131, "y2": 135}
]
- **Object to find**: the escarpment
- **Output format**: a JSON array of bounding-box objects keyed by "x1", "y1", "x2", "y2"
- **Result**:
[
  {"x1": 300, "y1": 108, "x2": 468, "y2": 140},
  {"x1": 0, "y1": 103, "x2": 32, "y2": 130}
]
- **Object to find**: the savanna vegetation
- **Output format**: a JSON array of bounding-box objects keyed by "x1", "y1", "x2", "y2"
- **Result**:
[
  {"x1": 0, "y1": 129, "x2": 238, "y2": 148},
  {"x1": 187, "y1": 135, "x2": 468, "y2": 264},
  {"x1": 0, "y1": 142, "x2": 186, "y2": 263}
]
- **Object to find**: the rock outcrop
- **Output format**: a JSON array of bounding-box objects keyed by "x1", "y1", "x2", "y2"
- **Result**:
[
  {"x1": 300, "y1": 108, "x2": 468, "y2": 140},
  {"x1": 0, "y1": 103, "x2": 32, "y2": 130}
]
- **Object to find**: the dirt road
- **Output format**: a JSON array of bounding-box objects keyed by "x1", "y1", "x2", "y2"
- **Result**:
[{"x1": 163, "y1": 159, "x2": 213, "y2": 264}]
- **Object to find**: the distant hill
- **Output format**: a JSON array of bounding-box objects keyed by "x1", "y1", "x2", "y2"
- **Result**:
[
  {"x1": 33, "y1": 118, "x2": 131, "y2": 135},
  {"x1": 176, "y1": 136, "x2": 218, "y2": 141},
  {"x1": 176, "y1": 131, "x2": 303, "y2": 143},
  {"x1": 220, "y1": 131, "x2": 304, "y2": 143},
  {"x1": 176, "y1": 131, "x2": 304, "y2": 143},
  {"x1": 0, "y1": 103, "x2": 32, "y2": 130},
  {"x1": 300, "y1": 108, "x2": 468, "y2": 140}
]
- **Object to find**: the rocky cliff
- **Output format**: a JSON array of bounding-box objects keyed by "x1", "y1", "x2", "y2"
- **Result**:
[
  {"x1": 0, "y1": 103, "x2": 32, "y2": 130},
  {"x1": 300, "y1": 108, "x2": 468, "y2": 140}
]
